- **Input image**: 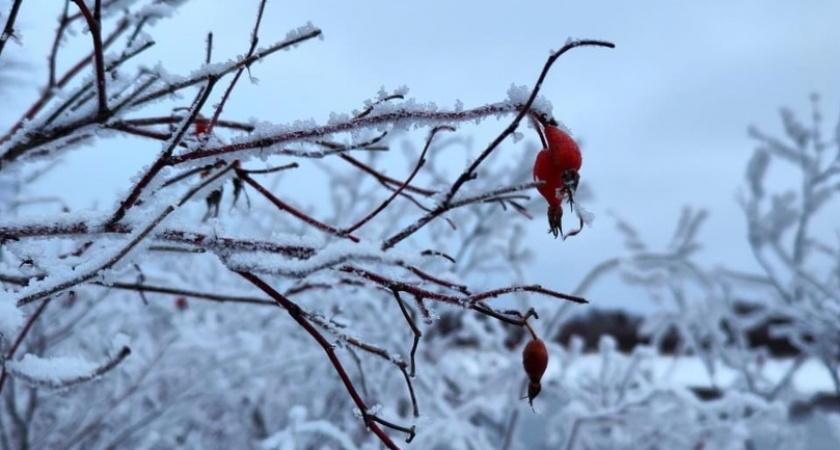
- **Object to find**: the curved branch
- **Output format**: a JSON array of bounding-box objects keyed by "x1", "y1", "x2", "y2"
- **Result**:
[{"x1": 236, "y1": 271, "x2": 403, "y2": 450}]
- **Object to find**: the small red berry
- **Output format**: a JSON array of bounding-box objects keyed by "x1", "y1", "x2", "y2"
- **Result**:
[
  {"x1": 175, "y1": 297, "x2": 188, "y2": 310},
  {"x1": 193, "y1": 114, "x2": 209, "y2": 136},
  {"x1": 532, "y1": 124, "x2": 583, "y2": 238},
  {"x1": 533, "y1": 149, "x2": 562, "y2": 209},
  {"x1": 522, "y1": 338, "x2": 548, "y2": 405},
  {"x1": 544, "y1": 125, "x2": 582, "y2": 171}
]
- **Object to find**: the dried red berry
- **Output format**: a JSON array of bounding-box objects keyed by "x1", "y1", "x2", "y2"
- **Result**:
[
  {"x1": 532, "y1": 124, "x2": 582, "y2": 238},
  {"x1": 175, "y1": 297, "x2": 188, "y2": 310},
  {"x1": 544, "y1": 125, "x2": 582, "y2": 171},
  {"x1": 522, "y1": 338, "x2": 548, "y2": 405},
  {"x1": 533, "y1": 149, "x2": 562, "y2": 209},
  {"x1": 193, "y1": 113, "x2": 209, "y2": 136}
]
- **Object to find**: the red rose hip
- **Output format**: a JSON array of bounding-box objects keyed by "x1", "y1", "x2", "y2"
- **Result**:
[{"x1": 522, "y1": 338, "x2": 548, "y2": 405}]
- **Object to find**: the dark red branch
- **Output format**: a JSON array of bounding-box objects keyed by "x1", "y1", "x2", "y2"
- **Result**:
[
  {"x1": 241, "y1": 173, "x2": 361, "y2": 243},
  {"x1": 171, "y1": 103, "x2": 516, "y2": 165},
  {"x1": 70, "y1": 0, "x2": 108, "y2": 116},
  {"x1": 119, "y1": 116, "x2": 256, "y2": 133},
  {"x1": 405, "y1": 265, "x2": 470, "y2": 294},
  {"x1": 344, "y1": 126, "x2": 452, "y2": 235},
  {"x1": 468, "y1": 285, "x2": 587, "y2": 304},
  {"x1": 0, "y1": 222, "x2": 315, "y2": 258},
  {"x1": 205, "y1": 0, "x2": 267, "y2": 137},
  {"x1": 236, "y1": 271, "x2": 402, "y2": 450},
  {"x1": 340, "y1": 153, "x2": 436, "y2": 196},
  {"x1": 106, "y1": 79, "x2": 218, "y2": 227},
  {"x1": 0, "y1": 0, "x2": 24, "y2": 58},
  {"x1": 342, "y1": 266, "x2": 587, "y2": 307},
  {"x1": 0, "y1": 299, "x2": 51, "y2": 394}
]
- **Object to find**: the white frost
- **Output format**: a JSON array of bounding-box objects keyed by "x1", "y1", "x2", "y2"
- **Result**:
[
  {"x1": 111, "y1": 333, "x2": 131, "y2": 354},
  {"x1": 6, "y1": 353, "x2": 98, "y2": 386},
  {"x1": 506, "y1": 83, "x2": 553, "y2": 117},
  {"x1": 506, "y1": 83, "x2": 531, "y2": 105},
  {"x1": 0, "y1": 299, "x2": 24, "y2": 344}
]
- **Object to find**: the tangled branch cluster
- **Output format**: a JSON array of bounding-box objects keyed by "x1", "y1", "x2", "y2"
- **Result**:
[{"x1": 0, "y1": 1, "x2": 613, "y2": 448}]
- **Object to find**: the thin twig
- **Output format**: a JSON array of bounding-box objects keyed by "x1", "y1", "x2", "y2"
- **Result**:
[
  {"x1": 70, "y1": 0, "x2": 108, "y2": 116},
  {"x1": 171, "y1": 103, "x2": 516, "y2": 165},
  {"x1": 343, "y1": 266, "x2": 587, "y2": 309},
  {"x1": 205, "y1": 0, "x2": 267, "y2": 136},
  {"x1": 205, "y1": 31, "x2": 213, "y2": 65},
  {"x1": 130, "y1": 28, "x2": 322, "y2": 107},
  {"x1": 99, "y1": 281, "x2": 275, "y2": 306},
  {"x1": 0, "y1": 221, "x2": 316, "y2": 259},
  {"x1": 340, "y1": 153, "x2": 436, "y2": 196},
  {"x1": 0, "y1": 0, "x2": 24, "y2": 58},
  {"x1": 236, "y1": 272, "x2": 403, "y2": 450},
  {"x1": 382, "y1": 181, "x2": 541, "y2": 250},
  {"x1": 391, "y1": 289, "x2": 422, "y2": 380},
  {"x1": 0, "y1": 299, "x2": 52, "y2": 394},
  {"x1": 344, "y1": 126, "x2": 453, "y2": 234},
  {"x1": 241, "y1": 173, "x2": 361, "y2": 242},
  {"x1": 307, "y1": 313, "x2": 420, "y2": 420},
  {"x1": 239, "y1": 162, "x2": 299, "y2": 175},
  {"x1": 47, "y1": 0, "x2": 72, "y2": 87}
]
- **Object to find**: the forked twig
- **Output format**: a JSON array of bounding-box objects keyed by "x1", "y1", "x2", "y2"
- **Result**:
[
  {"x1": 204, "y1": 0, "x2": 268, "y2": 137},
  {"x1": 391, "y1": 288, "x2": 423, "y2": 379},
  {"x1": 240, "y1": 173, "x2": 361, "y2": 242},
  {"x1": 344, "y1": 125, "x2": 453, "y2": 234}
]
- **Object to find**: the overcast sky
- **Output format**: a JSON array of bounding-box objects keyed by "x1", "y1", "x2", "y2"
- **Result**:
[{"x1": 4, "y1": 1, "x2": 839, "y2": 312}]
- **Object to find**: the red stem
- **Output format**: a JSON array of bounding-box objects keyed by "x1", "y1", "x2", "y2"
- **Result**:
[
  {"x1": 0, "y1": 299, "x2": 51, "y2": 394},
  {"x1": 106, "y1": 81, "x2": 217, "y2": 226},
  {"x1": 70, "y1": 0, "x2": 108, "y2": 116},
  {"x1": 340, "y1": 154, "x2": 436, "y2": 196},
  {"x1": 341, "y1": 266, "x2": 587, "y2": 306},
  {"x1": 344, "y1": 126, "x2": 452, "y2": 234},
  {"x1": 0, "y1": 0, "x2": 25, "y2": 58},
  {"x1": 205, "y1": 0, "x2": 267, "y2": 137},
  {"x1": 237, "y1": 271, "x2": 401, "y2": 450},
  {"x1": 171, "y1": 103, "x2": 516, "y2": 165},
  {"x1": 241, "y1": 174, "x2": 360, "y2": 243}
]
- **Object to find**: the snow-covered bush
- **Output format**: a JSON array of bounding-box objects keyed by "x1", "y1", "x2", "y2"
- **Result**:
[
  {"x1": 563, "y1": 96, "x2": 839, "y2": 449},
  {"x1": 0, "y1": 1, "x2": 613, "y2": 449},
  {"x1": 5, "y1": 1, "x2": 833, "y2": 449}
]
